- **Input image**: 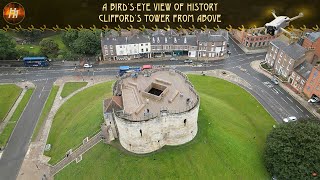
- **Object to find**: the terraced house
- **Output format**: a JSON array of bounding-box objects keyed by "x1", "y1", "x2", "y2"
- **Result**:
[
  {"x1": 301, "y1": 31, "x2": 320, "y2": 61},
  {"x1": 265, "y1": 40, "x2": 316, "y2": 79},
  {"x1": 101, "y1": 29, "x2": 227, "y2": 61}
]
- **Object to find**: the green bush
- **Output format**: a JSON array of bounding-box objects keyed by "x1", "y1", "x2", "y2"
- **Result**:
[{"x1": 264, "y1": 119, "x2": 320, "y2": 179}]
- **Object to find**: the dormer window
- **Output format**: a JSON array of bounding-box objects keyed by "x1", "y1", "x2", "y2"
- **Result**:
[
  {"x1": 174, "y1": 37, "x2": 177, "y2": 43},
  {"x1": 157, "y1": 37, "x2": 160, "y2": 43},
  {"x1": 152, "y1": 37, "x2": 155, "y2": 43},
  {"x1": 165, "y1": 37, "x2": 167, "y2": 43},
  {"x1": 184, "y1": 37, "x2": 187, "y2": 44}
]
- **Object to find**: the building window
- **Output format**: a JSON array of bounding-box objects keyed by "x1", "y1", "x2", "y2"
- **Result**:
[
  {"x1": 141, "y1": 44, "x2": 143, "y2": 46},
  {"x1": 141, "y1": 49, "x2": 144, "y2": 52},
  {"x1": 184, "y1": 119, "x2": 187, "y2": 126},
  {"x1": 140, "y1": 129, "x2": 142, "y2": 137},
  {"x1": 146, "y1": 48, "x2": 149, "y2": 52}
]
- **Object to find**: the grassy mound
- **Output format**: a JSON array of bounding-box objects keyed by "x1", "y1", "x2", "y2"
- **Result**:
[
  {"x1": 53, "y1": 75, "x2": 275, "y2": 179},
  {"x1": 45, "y1": 81, "x2": 113, "y2": 164}
]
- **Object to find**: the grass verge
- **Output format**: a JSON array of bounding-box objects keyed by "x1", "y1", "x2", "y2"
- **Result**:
[
  {"x1": 31, "y1": 86, "x2": 59, "y2": 142},
  {"x1": 0, "y1": 84, "x2": 22, "y2": 123},
  {"x1": 0, "y1": 88, "x2": 34, "y2": 148},
  {"x1": 60, "y1": 82, "x2": 88, "y2": 98}
]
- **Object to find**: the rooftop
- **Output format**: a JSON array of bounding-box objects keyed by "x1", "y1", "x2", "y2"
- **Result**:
[
  {"x1": 271, "y1": 40, "x2": 307, "y2": 60},
  {"x1": 306, "y1": 32, "x2": 320, "y2": 42},
  {"x1": 118, "y1": 70, "x2": 198, "y2": 121},
  {"x1": 294, "y1": 61, "x2": 313, "y2": 79}
]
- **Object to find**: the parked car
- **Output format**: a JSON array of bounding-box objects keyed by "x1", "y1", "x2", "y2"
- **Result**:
[
  {"x1": 83, "y1": 64, "x2": 92, "y2": 68},
  {"x1": 283, "y1": 116, "x2": 297, "y2": 123},
  {"x1": 184, "y1": 59, "x2": 193, "y2": 64},
  {"x1": 308, "y1": 97, "x2": 320, "y2": 103},
  {"x1": 227, "y1": 50, "x2": 231, "y2": 55},
  {"x1": 271, "y1": 78, "x2": 279, "y2": 85},
  {"x1": 170, "y1": 57, "x2": 177, "y2": 61}
]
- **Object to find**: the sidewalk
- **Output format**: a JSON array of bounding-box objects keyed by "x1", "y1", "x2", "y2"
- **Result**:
[
  {"x1": 251, "y1": 60, "x2": 320, "y2": 119},
  {"x1": 17, "y1": 75, "x2": 116, "y2": 180},
  {"x1": 98, "y1": 55, "x2": 226, "y2": 65}
]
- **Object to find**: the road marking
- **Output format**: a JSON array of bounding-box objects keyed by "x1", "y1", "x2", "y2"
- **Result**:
[
  {"x1": 263, "y1": 81, "x2": 273, "y2": 88},
  {"x1": 306, "y1": 114, "x2": 310, "y2": 118},
  {"x1": 272, "y1": 88, "x2": 279, "y2": 94},
  {"x1": 281, "y1": 97, "x2": 288, "y2": 104},
  {"x1": 256, "y1": 55, "x2": 264, "y2": 58},
  {"x1": 290, "y1": 106, "x2": 299, "y2": 113},
  {"x1": 275, "y1": 88, "x2": 284, "y2": 94},
  {"x1": 296, "y1": 105, "x2": 303, "y2": 112},
  {"x1": 253, "y1": 77, "x2": 260, "y2": 81},
  {"x1": 286, "y1": 96, "x2": 293, "y2": 103}
]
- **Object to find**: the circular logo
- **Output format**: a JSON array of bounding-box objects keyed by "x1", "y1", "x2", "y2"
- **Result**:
[{"x1": 3, "y1": 2, "x2": 25, "y2": 25}]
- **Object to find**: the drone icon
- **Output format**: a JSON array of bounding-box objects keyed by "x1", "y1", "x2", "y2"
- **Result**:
[{"x1": 265, "y1": 10, "x2": 304, "y2": 36}]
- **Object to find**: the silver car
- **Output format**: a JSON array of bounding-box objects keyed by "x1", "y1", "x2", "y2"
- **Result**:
[{"x1": 283, "y1": 116, "x2": 297, "y2": 123}]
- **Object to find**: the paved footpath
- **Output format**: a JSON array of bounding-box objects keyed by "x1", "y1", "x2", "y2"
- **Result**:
[
  {"x1": 250, "y1": 60, "x2": 320, "y2": 119},
  {"x1": 17, "y1": 75, "x2": 115, "y2": 180},
  {"x1": 0, "y1": 82, "x2": 35, "y2": 135},
  {"x1": 51, "y1": 131, "x2": 102, "y2": 176},
  {"x1": 0, "y1": 79, "x2": 54, "y2": 180}
]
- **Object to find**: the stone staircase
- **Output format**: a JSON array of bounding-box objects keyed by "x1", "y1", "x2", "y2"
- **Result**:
[{"x1": 50, "y1": 131, "x2": 102, "y2": 176}]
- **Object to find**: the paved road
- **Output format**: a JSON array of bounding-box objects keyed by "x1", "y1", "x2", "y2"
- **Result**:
[
  {"x1": 0, "y1": 79, "x2": 54, "y2": 180},
  {"x1": 0, "y1": 36, "x2": 313, "y2": 179}
]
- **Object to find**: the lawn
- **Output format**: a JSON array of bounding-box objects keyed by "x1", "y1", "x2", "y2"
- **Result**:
[
  {"x1": 0, "y1": 89, "x2": 34, "y2": 147},
  {"x1": 32, "y1": 86, "x2": 59, "y2": 141},
  {"x1": 44, "y1": 81, "x2": 113, "y2": 164},
  {"x1": 43, "y1": 34, "x2": 68, "y2": 51},
  {"x1": 0, "y1": 84, "x2": 22, "y2": 123},
  {"x1": 60, "y1": 82, "x2": 88, "y2": 98},
  {"x1": 53, "y1": 75, "x2": 276, "y2": 179},
  {"x1": 16, "y1": 44, "x2": 41, "y2": 54}
]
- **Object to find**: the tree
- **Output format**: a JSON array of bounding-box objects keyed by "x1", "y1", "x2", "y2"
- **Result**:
[
  {"x1": 39, "y1": 39, "x2": 59, "y2": 57},
  {"x1": 264, "y1": 119, "x2": 320, "y2": 179},
  {"x1": 62, "y1": 29, "x2": 101, "y2": 56},
  {"x1": 72, "y1": 29, "x2": 101, "y2": 56},
  {"x1": 62, "y1": 29, "x2": 78, "y2": 49},
  {"x1": 0, "y1": 31, "x2": 18, "y2": 60}
]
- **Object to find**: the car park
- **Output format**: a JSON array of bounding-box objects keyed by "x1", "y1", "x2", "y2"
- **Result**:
[{"x1": 283, "y1": 116, "x2": 297, "y2": 123}]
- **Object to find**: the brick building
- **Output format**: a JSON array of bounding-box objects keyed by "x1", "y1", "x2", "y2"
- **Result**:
[
  {"x1": 265, "y1": 40, "x2": 316, "y2": 79},
  {"x1": 289, "y1": 61, "x2": 313, "y2": 93},
  {"x1": 101, "y1": 29, "x2": 227, "y2": 60},
  {"x1": 230, "y1": 28, "x2": 277, "y2": 49},
  {"x1": 302, "y1": 32, "x2": 320, "y2": 61},
  {"x1": 303, "y1": 66, "x2": 320, "y2": 99}
]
